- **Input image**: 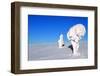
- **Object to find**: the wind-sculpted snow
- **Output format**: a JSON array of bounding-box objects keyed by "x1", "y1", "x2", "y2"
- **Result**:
[{"x1": 67, "y1": 24, "x2": 86, "y2": 56}]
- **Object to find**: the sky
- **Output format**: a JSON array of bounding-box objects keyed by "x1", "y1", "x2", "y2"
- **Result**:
[{"x1": 28, "y1": 15, "x2": 88, "y2": 44}]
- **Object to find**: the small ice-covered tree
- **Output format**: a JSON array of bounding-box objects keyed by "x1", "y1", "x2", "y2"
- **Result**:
[
  {"x1": 58, "y1": 34, "x2": 65, "y2": 48},
  {"x1": 67, "y1": 24, "x2": 86, "y2": 56}
]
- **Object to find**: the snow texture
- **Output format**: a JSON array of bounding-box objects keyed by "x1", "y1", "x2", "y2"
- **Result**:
[
  {"x1": 58, "y1": 34, "x2": 65, "y2": 48},
  {"x1": 67, "y1": 24, "x2": 86, "y2": 56}
]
